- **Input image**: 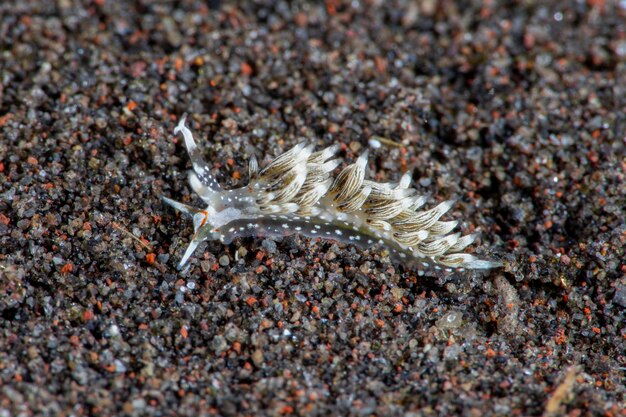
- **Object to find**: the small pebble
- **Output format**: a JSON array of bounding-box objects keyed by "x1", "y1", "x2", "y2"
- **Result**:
[{"x1": 219, "y1": 255, "x2": 230, "y2": 266}]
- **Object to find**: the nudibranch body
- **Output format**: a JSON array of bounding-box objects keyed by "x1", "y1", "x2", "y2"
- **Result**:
[{"x1": 162, "y1": 116, "x2": 501, "y2": 271}]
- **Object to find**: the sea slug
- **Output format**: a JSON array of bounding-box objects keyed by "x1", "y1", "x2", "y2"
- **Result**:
[{"x1": 162, "y1": 115, "x2": 501, "y2": 271}]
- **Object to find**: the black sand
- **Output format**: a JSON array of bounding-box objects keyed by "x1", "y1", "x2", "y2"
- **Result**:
[{"x1": 1, "y1": 1, "x2": 624, "y2": 416}]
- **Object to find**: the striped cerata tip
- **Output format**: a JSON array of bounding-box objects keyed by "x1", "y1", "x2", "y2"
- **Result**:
[{"x1": 162, "y1": 116, "x2": 502, "y2": 271}]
